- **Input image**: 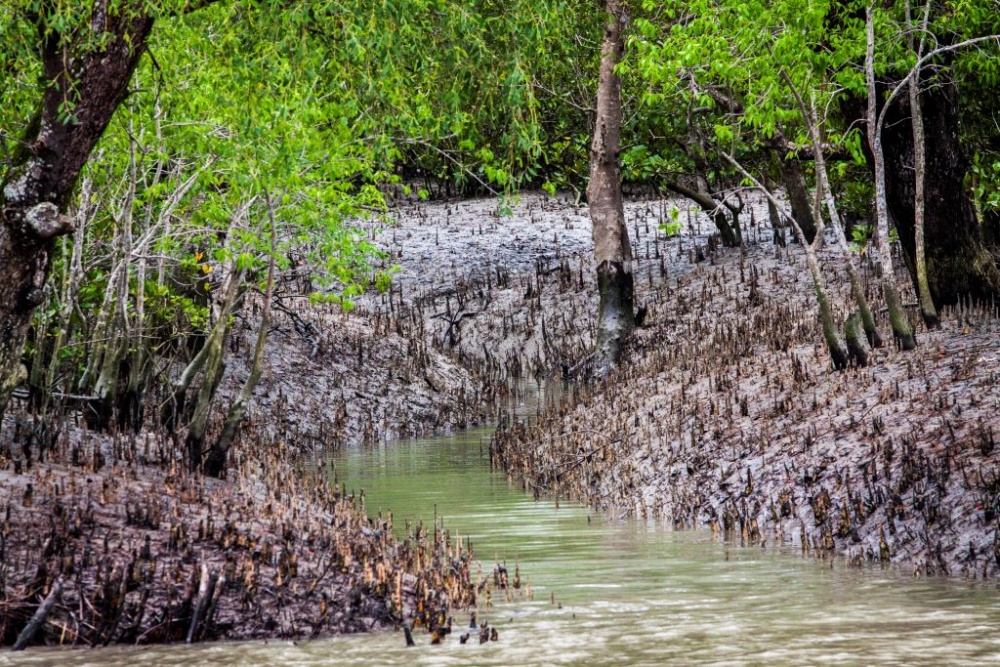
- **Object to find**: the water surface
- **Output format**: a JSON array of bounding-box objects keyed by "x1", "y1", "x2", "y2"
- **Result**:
[{"x1": 8, "y1": 414, "x2": 1000, "y2": 666}]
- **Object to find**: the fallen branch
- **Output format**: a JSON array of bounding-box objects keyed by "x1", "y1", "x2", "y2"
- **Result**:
[{"x1": 13, "y1": 579, "x2": 62, "y2": 651}]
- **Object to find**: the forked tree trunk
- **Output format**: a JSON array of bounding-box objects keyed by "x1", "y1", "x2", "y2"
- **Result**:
[
  {"x1": 0, "y1": 6, "x2": 154, "y2": 417},
  {"x1": 587, "y1": 0, "x2": 635, "y2": 376},
  {"x1": 792, "y1": 86, "x2": 882, "y2": 350},
  {"x1": 203, "y1": 199, "x2": 278, "y2": 478},
  {"x1": 664, "y1": 181, "x2": 741, "y2": 247},
  {"x1": 843, "y1": 17, "x2": 1000, "y2": 309}
]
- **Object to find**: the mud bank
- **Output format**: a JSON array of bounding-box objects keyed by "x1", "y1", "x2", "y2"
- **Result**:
[
  {"x1": 479, "y1": 202, "x2": 1000, "y2": 577},
  {"x1": 0, "y1": 419, "x2": 489, "y2": 649},
  {"x1": 3, "y1": 188, "x2": 996, "y2": 653}
]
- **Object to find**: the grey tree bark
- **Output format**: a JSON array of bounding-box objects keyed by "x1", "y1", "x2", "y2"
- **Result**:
[{"x1": 866, "y1": 8, "x2": 917, "y2": 350}]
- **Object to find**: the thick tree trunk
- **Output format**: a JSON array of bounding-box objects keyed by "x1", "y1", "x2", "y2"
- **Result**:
[
  {"x1": 0, "y1": 6, "x2": 154, "y2": 416},
  {"x1": 884, "y1": 74, "x2": 999, "y2": 307},
  {"x1": 587, "y1": 0, "x2": 635, "y2": 377}
]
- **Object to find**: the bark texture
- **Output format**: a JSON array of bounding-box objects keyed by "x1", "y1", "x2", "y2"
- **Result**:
[
  {"x1": 844, "y1": 71, "x2": 1000, "y2": 307},
  {"x1": 776, "y1": 159, "x2": 818, "y2": 245},
  {"x1": 865, "y1": 10, "x2": 916, "y2": 351},
  {"x1": 587, "y1": 0, "x2": 635, "y2": 376},
  {"x1": 881, "y1": 74, "x2": 999, "y2": 307},
  {"x1": 0, "y1": 4, "x2": 154, "y2": 415}
]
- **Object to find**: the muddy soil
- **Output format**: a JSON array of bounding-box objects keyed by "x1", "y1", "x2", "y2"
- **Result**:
[
  {"x1": 461, "y1": 196, "x2": 1000, "y2": 578},
  {"x1": 3, "y1": 187, "x2": 997, "y2": 653},
  {"x1": 356, "y1": 191, "x2": 1000, "y2": 578},
  {"x1": 0, "y1": 415, "x2": 499, "y2": 649}
]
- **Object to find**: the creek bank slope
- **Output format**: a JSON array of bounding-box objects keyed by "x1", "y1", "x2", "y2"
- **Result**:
[{"x1": 487, "y1": 223, "x2": 1000, "y2": 577}]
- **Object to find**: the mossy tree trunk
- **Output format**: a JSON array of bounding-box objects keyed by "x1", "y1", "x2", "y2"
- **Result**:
[
  {"x1": 779, "y1": 71, "x2": 883, "y2": 353},
  {"x1": 587, "y1": 0, "x2": 635, "y2": 377},
  {"x1": 723, "y1": 152, "x2": 851, "y2": 370}
]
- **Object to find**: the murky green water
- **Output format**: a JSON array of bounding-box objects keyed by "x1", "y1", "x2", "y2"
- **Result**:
[{"x1": 8, "y1": 391, "x2": 1000, "y2": 666}]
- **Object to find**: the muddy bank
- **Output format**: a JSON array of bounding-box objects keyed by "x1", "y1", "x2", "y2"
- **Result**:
[
  {"x1": 3, "y1": 187, "x2": 996, "y2": 653},
  {"x1": 226, "y1": 301, "x2": 492, "y2": 449},
  {"x1": 358, "y1": 193, "x2": 708, "y2": 382},
  {"x1": 483, "y1": 213, "x2": 1000, "y2": 577},
  {"x1": 0, "y1": 415, "x2": 497, "y2": 649},
  {"x1": 359, "y1": 191, "x2": 1000, "y2": 578}
]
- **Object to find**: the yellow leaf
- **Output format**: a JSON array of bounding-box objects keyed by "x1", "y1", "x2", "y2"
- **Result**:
[{"x1": 201, "y1": 263, "x2": 212, "y2": 274}]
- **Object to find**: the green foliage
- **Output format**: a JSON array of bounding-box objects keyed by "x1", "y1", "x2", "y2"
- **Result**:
[
  {"x1": 659, "y1": 206, "x2": 683, "y2": 237},
  {"x1": 970, "y1": 152, "x2": 1000, "y2": 214}
]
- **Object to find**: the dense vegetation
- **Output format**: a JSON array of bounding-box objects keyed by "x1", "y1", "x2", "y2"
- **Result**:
[
  {"x1": 3, "y1": 2, "x2": 998, "y2": 433},
  {"x1": 1, "y1": 0, "x2": 1000, "y2": 649}
]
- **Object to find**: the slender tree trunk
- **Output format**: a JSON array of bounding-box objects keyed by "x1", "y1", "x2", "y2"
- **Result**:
[
  {"x1": 0, "y1": 6, "x2": 154, "y2": 416},
  {"x1": 794, "y1": 88, "x2": 882, "y2": 350},
  {"x1": 587, "y1": 0, "x2": 635, "y2": 376},
  {"x1": 204, "y1": 200, "x2": 278, "y2": 478},
  {"x1": 866, "y1": 8, "x2": 916, "y2": 350},
  {"x1": 906, "y1": 0, "x2": 940, "y2": 329},
  {"x1": 46, "y1": 177, "x2": 92, "y2": 395},
  {"x1": 723, "y1": 152, "x2": 850, "y2": 370},
  {"x1": 842, "y1": 24, "x2": 1000, "y2": 308}
]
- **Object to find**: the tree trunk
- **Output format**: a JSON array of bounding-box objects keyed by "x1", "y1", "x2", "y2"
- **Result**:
[
  {"x1": 204, "y1": 198, "x2": 278, "y2": 478},
  {"x1": 723, "y1": 152, "x2": 850, "y2": 370},
  {"x1": 866, "y1": 9, "x2": 916, "y2": 350},
  {"x1": 842, "y1": 38, "x2": 1000, "y2": 309},
  {"x1": 184, "y1": 329, "x2": 227, "y2": 472},
  {"x1": 905, "y1": 0, "x2": 940, "y2": 329},
  {"x1": 790, "y1": 85, "x2": 883, "y2": 350},
  {"x1": 776, "y1": 158, "x2": 818, "y2": 245},
  {"x1": 664, "y1": 181, "x2": 740, "y2": 247},
  {"x1": 587, "y1": 0, "x2": 635, "y2": 377},
  {"x1": 0, "y1": 6, "x2": 154, "y2": 416}
]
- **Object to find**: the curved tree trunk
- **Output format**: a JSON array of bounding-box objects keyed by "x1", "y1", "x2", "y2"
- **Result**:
[
  {"x1": 587, "y1": 0, "x2": 635, "y2": 377},
  {"x1": 664, "y1": 181, "x2": 741, "y2": 247},
  {"x1": 0, "y1": 6, "x2": 154, "y2": 416}
]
